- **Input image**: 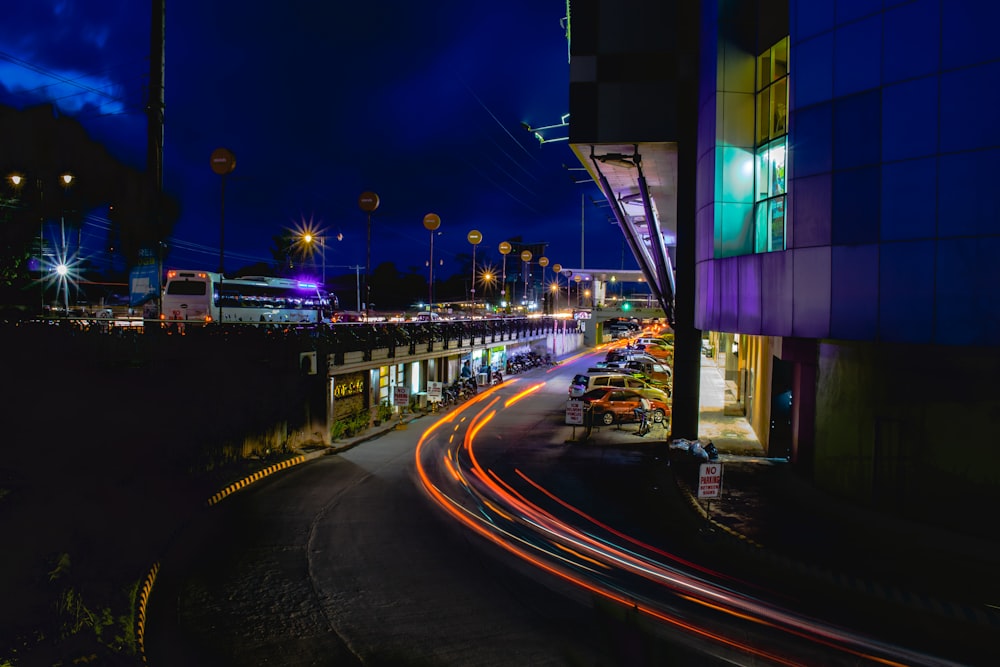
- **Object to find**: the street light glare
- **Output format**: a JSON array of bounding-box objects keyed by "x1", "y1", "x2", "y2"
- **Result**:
[{"x1": 56, "y1": 264, "x2": 69, "y2": 276}]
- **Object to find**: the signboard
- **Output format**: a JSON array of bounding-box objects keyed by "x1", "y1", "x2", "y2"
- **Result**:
[
  {"x1": 565, "y1": 399, "x2": 584, "y2": 425},
  {"x1": 698, "y1": 462, "x2": 723, "y2": 499},
  {"x1": 427, "y1": 381, "x2": 443, "y2": 401},
  {"x1": 128, "y1": 264, "x2": 160, "y2": 308},
  {"x1": 393, "y1": 385, "x2": 410, "y2": 407}
]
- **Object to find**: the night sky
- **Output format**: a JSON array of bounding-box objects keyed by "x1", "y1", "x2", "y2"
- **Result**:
[{"x1": 0, "y1": 1, "x2": 634, "y2": 282}]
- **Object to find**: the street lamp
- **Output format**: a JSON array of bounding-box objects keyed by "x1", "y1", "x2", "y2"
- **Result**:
[
  {"x1": 538, "y1": 256, "x2": 549, "y2": 313},
  {"x1": 423, "y1": 213, "x2": 441, "y2": 311},
  {"x1": 359, "y1": 191, "x2": 380, "y2": 320},
  {"x1": 301, "y1": 232, "x2": 326, "y2": 286},
  {"x1": 551, "y1": 263, "x2": 562, "y2": 312},
  {"x1": 498, "y1": 241, "x2": 511, "y2": 312},
  {"x1": 468, "y1": 229, "x2": 482, "y2": 314},
  {"x1": 520, "y1": 250, "x2": 532, "y2": 311},
  {"x1": 480, "y1": 270, "x2": 494, "y2": 311}
]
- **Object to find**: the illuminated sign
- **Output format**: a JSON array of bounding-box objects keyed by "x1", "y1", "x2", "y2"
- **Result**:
[{"x1": 333, "y1": 375, "x2": 365, "y2": 399}]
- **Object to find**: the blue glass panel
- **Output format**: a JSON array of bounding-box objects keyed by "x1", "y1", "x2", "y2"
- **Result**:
[
  {"x1": 881, "y1": 159, "x2": 936, "y2": 241},
  {"x1": 833, "y1": 90, "x2": 881, "y2": 170},
  {"x1": 936, "y1": 237, "x2": 1000, "y2": 346},
  {"x1": 942, "y1": 0, "x2": 1000, "y2": 70},
  {"x1": 938, "y1": 149, "x2": 1000, "y2": 237},
  {"x1": 940, "y1": 62, "x2": 1000, "y2": 154},
  {"x1": 884, "y1": 0, "x2": 939, "y2": 83},
  {"x1": 791, "y1": 173, "x2": 832, "y2": 248},
  {"x1": 834, "y1": 16, "x2": 882, "y2": 97},
  {"x1": 831, "y1": 244, "x2": 878, "y2": 340},
  {"x1": 795, "y1": 0, "x2": 835, "y2": 41},
  {"x1": 790, "y1": 103, "x2": 832, "y2": 177},
  {"x1": 793, "y1": 33, "x2": 834, "y2": 108},
  {"x1": 833, "y1": 167, "x2": 880, "y2": 245},
  {"x1": 836, "y1": 0, "x2": 881, "y2": 24},
  {"x1": 882, "y1": 77, "x2": 938, "y2": 162},
  {"x1": 879, "y1": 240, "x2": 934, "y2": 343}
]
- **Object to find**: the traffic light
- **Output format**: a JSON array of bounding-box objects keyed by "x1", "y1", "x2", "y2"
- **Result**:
[{"x1": 622, "y1": 301, "x2": 631, "y2": 311}]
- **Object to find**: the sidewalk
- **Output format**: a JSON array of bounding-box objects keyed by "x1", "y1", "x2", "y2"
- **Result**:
[{"x1": 682, "y1": 355, "x2": 1000, "y2": 656}]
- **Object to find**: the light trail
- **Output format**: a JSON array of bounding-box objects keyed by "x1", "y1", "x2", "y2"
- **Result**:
[{"x1": 413, "y1": 380, "x2": 963, "y2": 667}]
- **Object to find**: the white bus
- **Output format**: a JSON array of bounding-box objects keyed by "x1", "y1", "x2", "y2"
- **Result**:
[{"x1": 160, "y1": 270, "x2": 337, "y2": 325}]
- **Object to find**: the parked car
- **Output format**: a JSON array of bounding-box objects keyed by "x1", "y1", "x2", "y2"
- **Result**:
[
  {"x1": 623, "y1": 358, "x2": 672, "y2": 383},
  {"x1": 633, "y1": 387, "x2": 672, "y2": 419},
  {"x1": 580, "y1": 387, "x2": 670, "y2": 425},
  {"x1": 569, "y1": 372, "x2": 652, "y2": 397}
]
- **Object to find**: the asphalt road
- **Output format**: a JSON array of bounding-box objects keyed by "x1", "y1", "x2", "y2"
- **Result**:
[{"x1": 142, "y1": 355, "x2": 970, "y2": 667}]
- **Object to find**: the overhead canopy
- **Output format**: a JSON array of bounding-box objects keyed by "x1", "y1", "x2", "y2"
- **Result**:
[{"x1": 570, "y1": 142, "x2": 677, "y2": 324}]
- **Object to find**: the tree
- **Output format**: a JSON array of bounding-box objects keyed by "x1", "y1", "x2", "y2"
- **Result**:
[{"x1": 0, "y1": 104, "x2": 179, "y2": 303}]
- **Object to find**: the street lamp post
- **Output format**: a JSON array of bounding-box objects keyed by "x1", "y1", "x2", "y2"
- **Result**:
[
  {"x1": 301, "y1": 233, "x2": 326, "y2": 286},
  {"x1": 211, "y1": 148, "x2": 236, "y2": 325},
  {"x1": 551, "y1": 263, "x2": 562, "y2": 313},
  {"x1": 423, "y1": 213, "x2": 441, "y2": 311},
  {"x1": 467, "y1": 229, "x2": 482, "y2": 314},
  {"x1": 498, "y1": 241, "x2": 511, "y2": 313},
  {"x1": 538, "y1": 256, "x2": 549, "y2": 313},
  {"x1": 358, "y1": 191, "x2": 380, "y2": 320},
  {"x1": 520, "y1": 250, "x2": 532, "y2": 312}
]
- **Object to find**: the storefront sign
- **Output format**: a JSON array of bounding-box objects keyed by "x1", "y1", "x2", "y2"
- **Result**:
[{"x1": 333, "y1": 374, "x2": 365, "y2": 399}]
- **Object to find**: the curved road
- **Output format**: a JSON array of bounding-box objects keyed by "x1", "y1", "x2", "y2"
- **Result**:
[{"x1": 145, "y1": 354, "x2": 964, "y2": 666}]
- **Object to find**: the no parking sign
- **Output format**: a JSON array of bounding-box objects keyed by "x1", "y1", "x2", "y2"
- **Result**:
[{"x1": 698, "y1": 462, "x2": 723, "y2": 499}]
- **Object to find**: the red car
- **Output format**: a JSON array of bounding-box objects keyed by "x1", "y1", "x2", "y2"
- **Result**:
[{"x1": 580, "y1": 387, "x2": 670, "y2": 425}]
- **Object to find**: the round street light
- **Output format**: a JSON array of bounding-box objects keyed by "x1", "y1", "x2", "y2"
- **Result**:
[
  {"x1": 424, "y1": 213, "x2": 441, "y2": 312},
  {"x1": 467, "y1": 229, "x2": 483, "y2": 313},
  {"x1": 551, "y1": 262, "x2": 562, "y2": 312},
  {"x1": 538, "y1": 256, "x2": 549, "y2": 313},
  {"x1": 520, "y1": 250, "x2": 532, "y2": 310},
  {"x1": 498, "y1": 241, "x2": 512, "y2": 311},
  {"x1": 359, "y1": 191, "x2": 380, "y2": 319}
]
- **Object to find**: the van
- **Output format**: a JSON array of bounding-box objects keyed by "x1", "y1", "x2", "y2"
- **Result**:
[
  {"x1": 623, "y1": 359, "x2": 672, "y2": 386},
  {"x1": 634, "y1": 337, "x2": 671, "y2": 349},
  {"x1": 568, "y1": 372, "x2": 654, "y2": 397}
]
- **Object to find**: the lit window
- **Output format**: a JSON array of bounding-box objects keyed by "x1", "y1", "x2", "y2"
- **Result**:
[{"x1": 754, "y1": 37, "x2": 789, "y2": 254}]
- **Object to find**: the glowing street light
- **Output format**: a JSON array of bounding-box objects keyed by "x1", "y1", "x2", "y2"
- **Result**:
[
  {"x1": 480, "y1": 269, "x2": 494, "y2": 310},
  {"x1": 300, "y1": 232, "x2": 327, "y2": 286},
  {"x1": 551, "y1": 263, "x2": 562, "y2": 312}
]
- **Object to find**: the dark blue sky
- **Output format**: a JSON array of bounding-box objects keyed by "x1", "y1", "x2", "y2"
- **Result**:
[{"x1": 1, "y1": 1, "x2": 633, "y2": 280}]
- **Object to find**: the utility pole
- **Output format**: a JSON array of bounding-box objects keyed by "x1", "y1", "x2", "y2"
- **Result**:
[{"x1": 146, "y1": 0, "x2": 166, "y2": 319}]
